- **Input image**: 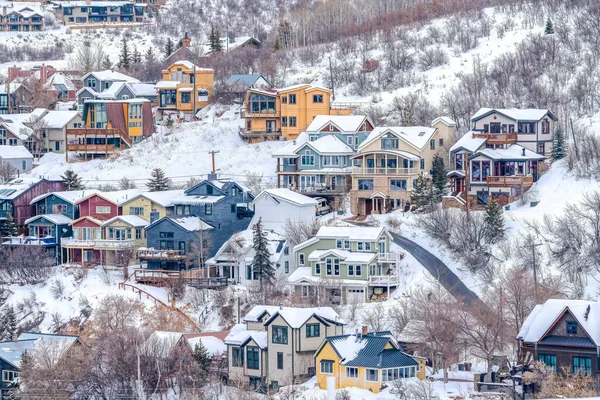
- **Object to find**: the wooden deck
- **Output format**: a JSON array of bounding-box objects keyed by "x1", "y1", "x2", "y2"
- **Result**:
[
  {"x1": 472, "y1": 133, "x2": 518, "y2": 144},
  {"x1": 132, "y1": 269, "x2": 231, "y2": 289},
  {"x1": 486, "y1": 175, "x2": 533, "y2": 187},
  {"x1": 137, "y1": 248, "x2": 186, "y2": 261}
]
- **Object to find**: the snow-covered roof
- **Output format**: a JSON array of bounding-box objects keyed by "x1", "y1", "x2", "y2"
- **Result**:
[
  {"x1": 301, "y1": 135, "x2": 356, "y2": 155},
  {"x1": 517, "y1": 299, "x2": 600, "y2": 345},
  {"x1": 359, "y1": 126, "x2": 437, "y2": 152},
  {"x1": 471, "y1": 108, "x2": 553, "y2": 122},
  {"x1": 186, "y1": 335, "x2": 227, "y2": 356},
  {"x1": 263, "y1": 306, "x2": 345, "y2": 328},
  {"x1": 224, "y1": 329, "x2": 267, "y2": 349},
  {"x1": 287, "y1": 266, "x2": 369, "y2": 287},
  {"x1": 83, "y1": 70, "x2": 140, "y2": 83},
  {"x1": 315, "y1": 226, "x2": 386, "y2": 241},
  {"x1": 0, "y1": 178, "x2": 43, "y2": 200},
  {"x1": 308, "y1": 249, "x2": 377, "y2": 263},
  {"x1": 169, "y1": 216, "x2": 214, "y2": 232},
  {"x1": 0, "y1": 145, "x2": 32, "y2": 159},
  {"x1": 172, "y1": 195, "x2": 225, "y2": 205},
  {"x1": 30, "y1": 189, "x2": 100, "y2": 205},
  {"x1": 473, "y1": 144, "x2": 545, "y2": 161},
  {"x1": 53, "y1": 0, "x2": 146, "y2": 6},
  {"x1": 0, "y1": 117, "x2": 33, "y2": 140},
  {"x1": 254, "y1": 188, "x2": 317, "y2": 206},
  {"x1": 167, "y1": 60, "x2": 213, "y2": 71},
  {"x1": 0, "y1": 82, "x2": 24, "y2": 94},
  {"x1": 25, "y1": 213, "x2": 73, "y2": 226},
  {"x1": 79, "y1": 189, "x2": 141, "y2": 205},
  {"x1": 130, "y1": 83, "x2": 158, "y2": 97},
  {"x1": 44, "y1": 72, "x2": 76, "y2": 91},
  {"x1": 123, "y1": 189, "x2": 185, "y2": 207},
  {"x1": 103, "y1": 215, "x2": 149, "y2": 227},
  {"x1": 306, "y1": 115, "x2": 369, "y2": 133},
  {"x1": 227, "y1": 74, "x2": 268, "y2": 88},
  {"x1": 0, "y1": 332, "x2": 78, "y2": 369},
  {"x1": 449, "y1": 132, "x2": 486, "y2": 153},
  {"x1": 432, "y1": 116, "x2": 457, "y2": 126},
  {"x1": 40, "y1": 110, "x2": 79, "y2": 129},
  {"x1": 155, "y1": 80, "x2": 180, "y2": 89},
  {"x1": 271, "y1": 132, "x2": 310, "y2": 157},
  {"x1": 208, "y1": 227, "x2": 287, "y2": 265}
]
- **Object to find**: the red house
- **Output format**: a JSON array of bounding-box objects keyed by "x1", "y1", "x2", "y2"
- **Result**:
[{"x1": 0, "y1": 178, "x2": 66, "y2": 230}]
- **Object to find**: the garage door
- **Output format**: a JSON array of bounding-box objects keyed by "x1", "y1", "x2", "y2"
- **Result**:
[{"x1": 347, "y1": 288, "x2": 365, "y2": 304}]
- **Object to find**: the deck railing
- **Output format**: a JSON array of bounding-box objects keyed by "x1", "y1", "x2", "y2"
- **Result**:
[
  {"x1": 368, "y1": 275, "x2": 400, "y2": 285},
  {"x1": 352, "y1": 167, "x2": 420, "y2": 175},
  {"x1": 137, "y1": 248, "x2": 186, "y2": 261},
  {"x1": 66, "y1": 128, "x2": 132, "y2": 147},
  {"x1": 486, "y1": 175, "x2": 533, "y2": 187},
  {"x1": 61, "y1": 237, "x2": 134, "y2": 249},
  {"x1": 472, "y1": 133, "x2": 518, "y2": 144}
]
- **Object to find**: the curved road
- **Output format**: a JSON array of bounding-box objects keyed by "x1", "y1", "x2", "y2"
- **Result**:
[{"x1": 390, "y1": 232, "x2": 482, "y2": 306}]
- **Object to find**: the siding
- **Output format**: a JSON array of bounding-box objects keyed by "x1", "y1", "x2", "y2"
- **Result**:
[{"x1": 11, "y1": 180, "x2": 66, "y2": 228}]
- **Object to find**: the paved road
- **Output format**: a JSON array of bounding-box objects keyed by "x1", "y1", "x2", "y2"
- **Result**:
[{"x1": 390, "y1": 232, "x2": 482, "y2": 306}]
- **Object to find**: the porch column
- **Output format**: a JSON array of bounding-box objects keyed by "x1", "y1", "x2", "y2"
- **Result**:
[
  {"x1": 81, "y1": 248, "x2": 84, "y2": 267},
  {"x1": 384, "y1": 153, "x2": 387, "y2": 174},
  {"x1": 277, "y1": 159, "x2": 281, "y2": 188}
]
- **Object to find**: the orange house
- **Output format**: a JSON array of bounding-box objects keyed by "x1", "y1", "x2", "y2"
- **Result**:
[{"x1": 240, "y1": 84, "x2": 357, "y2": 143}]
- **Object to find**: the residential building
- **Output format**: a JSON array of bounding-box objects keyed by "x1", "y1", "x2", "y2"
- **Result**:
[
  {"x1": 446, "y1": 108, "x2": 556, "y2": 207},
  {"x1": 0, "y1": 4, "x2": 44, "y2": 32},
  {"x1": 119, "y1": 189, "x2": 184, "y2": 223},
  {"x1": 155, "y1": 60, "x2": 214, "y2": 121},
  {"x1": 140, "y1": 178, "x2": 254, "y2": 270},
  {"x1": 0, "y1": 332, "x2": 80, "y2": 400},
  {"x1": 0, "y1": 83, "x2": 33, "y2": 114},
  {"x1": 77, "y1": 70, "x2": 140, "y2": 107},
  {"x1": 43, "y1": 72, "x2": 78, "y2": 102},
  {"x1": 288, "y1": 226, "x2": 402, "y2": 304},
  {"x1": 38, "y1": 110, "x2": 83, "y2": 154},
  {"x1": 0, "y1": 145, "x2": 33, "y2": 173},
  {"x1": 239, "y1": 85, "x2": 363, "y2": 143},
  {"x1": 350, "y1": 117, "x2": 456, "y2": 215},
  {"x1": 65, "y1": 98, "x2": 154, "y2": 161},
  {"x1": 314, "y1": 328, "x2": 425, "y2": 394},
  {"x1": 518, "y1": 299, "x2": 600, "y2": 376},
  {"x1": 227, "y1": 74, "x2": 270, "y2": 91},
  {"x1": 50, "y1": 0, "x2": 148, "y2": 25},
  {"x1": 202, "y1": 35, "x2": 261, "y2": 56},
  {"x1": 250, "y1": 188, "x2": 317, "y2": 230},
  {"x1": 225, "y1": 305, "x2": 345, "y2": 390},
  {"x1": 8, "y1": 65, "x2": 56, "y2": 83},
  {"x1": 82, "y1": 81, "x2": 158, "y2": 104},
  {"x1": 273, "y1": 115, "x2": 375, "y2": 196},
  {"x1": 0, "y1": 178, "x2": 66, "y2": 229},
  {"x1": 164, "y1": 33, "x2": 198, "y2": 64}
]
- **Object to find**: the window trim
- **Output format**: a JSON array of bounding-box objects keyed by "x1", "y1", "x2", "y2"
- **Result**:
[
  {"x1": 346, "y1": 366, "x2": 358, "y2": 378},
  {"x1": 320, "y1": 360, "x2": 334, "y2": 374},
  {"x1": 272, "y1": 325, "x2": 289, "y2": 345},
  {"x1": 306, "y1": 323, "x2": 320, "y2": 338}
]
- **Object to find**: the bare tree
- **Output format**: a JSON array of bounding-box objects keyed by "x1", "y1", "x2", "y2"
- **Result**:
[
  {"x1": 68, "y1": 40, "x2": 106, "y2": 73},
  {"x1": 282, "y1": 218, "x2": 320, "y2": 247},
  {"x1": 185, "y1": 223, "x2": 214, "y2": 275},
  {"x1": 0, "y1": 246, "x2": 55, "y2": 285},
  {"x1": 0, "y1": 162, "x2": 17, "y2": 183}
]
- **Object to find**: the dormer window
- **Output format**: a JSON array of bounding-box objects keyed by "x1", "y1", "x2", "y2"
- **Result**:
[
  {"x1": 329, "y1": 124, "x2": 334, "y2": 131},
  {"x1": 381, "y1": 136, "x2": 398, "y2": 150},
  {"x1": 567, "y1": 321, "x2": 578, "y2": 335}
]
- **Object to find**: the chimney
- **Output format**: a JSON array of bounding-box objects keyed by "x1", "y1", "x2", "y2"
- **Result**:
[
  {"x1": 279, "y1": 304, "x2": 283, "y2": 310},
  {"x1": 8, "y1": 66, "x2": 20, "y2": 82},
  {"x1": 40, "y1": 64, "x2": 48, "y2": 85},
  {"x1": 362, "y1": 326, "x2": 368, "y2": 335},
  {"x1": 522, "y1": 148, "x2": 526, "y2": 156},
  {"x1": 207, "y1": 173, "x2": 217, "y2": 180},
  {"x1": 181, "y1": 32, "x2": 191, "y2": 48}
]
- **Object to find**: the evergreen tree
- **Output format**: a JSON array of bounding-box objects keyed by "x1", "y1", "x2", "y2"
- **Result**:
[
  {"x1": 545, "y1": 19, "x2": 555, "y2": 35},
  {"x1": 177, "y1": 39, "x2": 183, "y2": 49},
  {"x1": 209, "y1": 25, "x2": 223, "y2": 53},
  {"x1": 2, "y1": 305, "x2": 17, "y2": 340},
  {"x1": 410, "y1": 174, "x2": 430, "y2": 208},
  {"x1": 145, "y1": 46, "x2": 156, "y2": 63},
  {"x1": 193, "y1": 341, "x2": 212, "y2": 372},
  {"x1": 430, "y1": 154, "x2": 447, "y2": 202},
  {"x1": 61, "y1": 169, "x2": 85, "y2": 191},
  {"x1": 552, "y1": 129, "x2": 566, "y2": 161},
  {"x1": 101, "y1": 55, "x2": 112, "y2": 70},
  {"x1": 118, "y1": 37, "x2": 130, "y2": 70},
  {"x1": 274, "y1": 38, "x2": 282, "y2": 51},
  {"x1": 251, "y1": 217, "x2": 274, "y2": 290},
  {"x1": 132, "y1": 46, "x2": 141, "y2": 65},
  {"x1": 2, "y1": 213, "x2": 16, "y2": 237},
  {"x1": 164, "y1": 38, "x2": 174, "y2": 59},
  {"x1": 485, "y1": 198, "x2": 505, "y2": 241},
  {"x1": 146, "y1": 168, "x2": 171, "y2": 191}
]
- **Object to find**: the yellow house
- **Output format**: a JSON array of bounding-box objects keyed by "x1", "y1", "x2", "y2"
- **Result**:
[
  {"x1": 120, "y1": 190, "x2": 185, "y2": 223},
  {"x1": 349, "y1": 117, "x2": 456, "y2": 215},
  {"x1": 314, "y1": 330, "x2": 425, "y2": 394},
  {"x1": 240, "y1": 84, "x2": 357, "y2": 143},
  {"x1": 155, "y1": 60, "x2": 215, "y2": 121}
]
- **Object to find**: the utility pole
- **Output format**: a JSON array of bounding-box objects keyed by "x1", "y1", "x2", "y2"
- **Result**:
[
  {"x1": 7, "y1": 66, "x2": 11, "y2": 113},
  {"x1": 328, "y1": 56, "x2": 335, "y2": 101},
  {"x1": 463, "y1": 152, "x2": 470, "y2": 216},
  {"x1": 527, "y1": 241, "x2": 543, "y2": 304},
  {"x1": 209, "y1": 150, "x2": 219, "y2": 174}
]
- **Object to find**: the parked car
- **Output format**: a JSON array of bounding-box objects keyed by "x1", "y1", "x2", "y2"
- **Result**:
[
  {"x1": 236, "y1": 205, "x2": 254, "y2": 219},
  {"x1": 315, "y1": 197, "x2": 331, "y2": 216}
]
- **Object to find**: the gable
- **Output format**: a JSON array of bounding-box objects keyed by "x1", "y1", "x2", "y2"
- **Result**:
[
  {"x1": 116, "y1": 85, "x2": 135, "y2": 99},
  {"x1": 145, "y1": 217, "x2": 187, "y2": 233},
  {"x1": 543, "y1": 309, "x2": 593, "y2": 342},
  {"x1": 185, "y1": 181, "x2": 225, "y2": 196}
]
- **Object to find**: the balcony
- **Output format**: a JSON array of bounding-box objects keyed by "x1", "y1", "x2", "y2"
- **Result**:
[
  {"x1": 62, "y1": 237, "x2": 135, "y2": 249},
  {"x1": 486, "y1": 175, "x2": 533, "y2": 187},
  {"x1": 137, "y1": 248, "x2": 186, "y2": 261},
  {"x1": 2, "y1": 236, "x2": 56, "y2": 246},
  {"x1": 66, "y1": 143, "x2": 117, "y2": 153},
  {"x1": 330, "y1": 102, "x2": 371, "y2": 110},
  {"x1": 472, "y1": 133, "x2": 518, "y2": 145},
  {"x1": 352, "y1": 167, "x2": 420, "y2": 176},
  {"x1": 378, "y1": 252, "x2": 403, "y2": 264},
  {"x1": 66, "y1": 128, "x2": 132, "y2": 146},
  {"x1": 368, "y1": 275, "x2": 400, "y2": 286},
  {"x1": 240, "y1": 110, "x2": 279, "y2": 118},
  {"x1": 239, "y1": 127, "x2": 282, "y2": 141},
  {"x1": 295, "y1": 184, "x2": 350, "y2": 195}
]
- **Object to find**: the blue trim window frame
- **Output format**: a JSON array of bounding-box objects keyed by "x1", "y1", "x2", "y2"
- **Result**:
[
  {"x1": 573, "y1": 356, "x2": 591, "y2": 375},
  {"x1": 205, "y1": 203, "x2": 212, "y2": 215},
  {"x1": 538, "y1": 354, "x2": 556, "y2": 372},
  {"x1": 566, "y1": 321, "x2": 578, "y2": 335}
]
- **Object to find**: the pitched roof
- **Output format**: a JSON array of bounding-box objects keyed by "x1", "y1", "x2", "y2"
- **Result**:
[
  {"x1": 471, "y1": 108, "x2": 554, "y2": 122},
  {"x1": 299, "y1": 135, "x2": 356, "y2": 155},
  {"x1": 306, "y1": 115, "x2": 370, "y2": 133},
  {"x1": 359, "y1": 126, "x2": 437, "y2": 152},
  {"x1": 254, "y1": 188, "x2": 317, "y2": 206},
  {"x1": 450, "y1": 132, "x2": 487, "y2": 153},
  {"x1": 315, "y1": 225, "x2": 386, "y2": 241},
  {"x1": 44, "y1": 72, "x2": 77, "y2": 91},
  {"x1": 24, "y1": 213, "x2": 73, "y2": 226},
  {"x1": 262, "y1": 307, "x2": 345, "y2": 328},
  {"x1": 432, "y1": 116, "x2": 457, "y2": 126},
  {"x1": 75, "y1": 189, "x2": 141, "y2": 205},
  {"x1": 40, "y1": 110, "x2": 79, "y2": 129},
  {"x1": 83, "y1": 70, "x2": 140, "y2": 83},
  {"x1": 185, "y1": 335, "x2": 227, "y2": 356},
  {"x1": 102, "y1": 215, "x2": 149, "y2": 227},
  {"x1": 224, "y1": 329, "x2": 268, "y2": 349},
  {"x1": 0, "y1": 145, "x2": 33, "y2": 159},
  {"x1": 0, "y1": 178, "x2": 44, "y2": 201},
  {"x1": 121, "y1": 189, "x2": 186, "y2": 207},
  {"x1": 473, "y1": 144, "x2": 545, "y2": 161},
  {"x1": 308, "y1": 249, "x2": 377, "y2": 263},
  {"x1": 30, "y1": 189, "x2": 100, "y2": 205},
  {"x1": 167, "y1": 216, "x2": 214, "y2": 232},
  {"x1": 227, "y1": 74, "x2": 269, "y2": 88},
  {"x1": 0, "y1": 332, "x2": 78, "y2": 369}
]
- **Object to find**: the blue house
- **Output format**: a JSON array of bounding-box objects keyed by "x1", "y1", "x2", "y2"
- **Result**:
[
  {"x1": 140, "y1": 177, "x2": 254, "y2": 270},
  {"x1": 272, "y1": 115, "x2": 374, "y2": 196},
  {"x1": 0, "y1": 332, "x2": 80, "y2": 399}
]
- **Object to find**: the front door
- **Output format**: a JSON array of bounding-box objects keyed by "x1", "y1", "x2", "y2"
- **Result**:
[
  {"x1": 331, "y1": 176, "x2": 336, "y2": 190},
  {"x1": 266, "y1": 120, "x2": 276, "y2": 133},
  {"x1": 365, "y1": 199, "x2": 373, "y2": 215}
]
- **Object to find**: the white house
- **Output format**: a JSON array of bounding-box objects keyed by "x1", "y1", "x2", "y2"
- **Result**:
[
  {"x1": 250, "y1": 188, "x2": 317, "y2": 230},
  {"x1": 0, "y1": 145, "x2": 33, "y2": 173}
]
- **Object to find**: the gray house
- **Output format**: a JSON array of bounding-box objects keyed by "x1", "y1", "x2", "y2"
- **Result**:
[
  {"x1": 77, "y1": 70, "x2": 140, "y2": 107},
  {"x1": 0, "y1": 145, "x2": 33, "y2": 172}
]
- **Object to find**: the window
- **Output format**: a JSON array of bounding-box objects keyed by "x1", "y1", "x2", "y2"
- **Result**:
[
  {"x1": 232, "y1": 347, "x2": 244, "y2": 367},
  {"x1": 358, "y1": 179, "x2": 374, "y2": 191},
  {"x1": 344, "y1": 240, "x2": 350, "y2": 249},
  {"x1": 365, "y1": 242, "x2": 371, "y2": 251},
  {"x1": 284, "y1": 247, "x2": 289, "y2": 255},
  {"x1": 281, "y1": 96, "x2": 287, "y2": 104},
  {"x1": 55, "y1": 141, "x2": 60, "y2": 151},
  {"x1": 346, "y1": 367, "x2": 358, "y2": 378},
  {"x1": 135, "y1": 228, "x2": 142, "y2": 239},
  {"x1": 52, "y1": 204, "x2": 67, "y2": 214},
  {"x1": 129, "y1": 206, "x2": 144, "y2": 215},
  {"x1": 358, "y1": 242, "x2": 363, "y2": 251},
  {"x1": 430, "y1": 139, "x2": 435, "y2": 150},
  {"x1": 289, "y1": 94, "x2": 297, "y2": 104},
  {"x1": 326, "y1": 258, "x2": 332, "y2": 276},
  {"x1": 542, "y1": 119, "x2": 550, "y2": 134},
  {"x1": 231, "y1": 204, "x2": 236, "y2": 213},
  {"x1": 356, "y1": 265, "x2": 362, "y2": 276},
  {"x1": 285, "y1": 261, "x2": 289, "y2": 273},
  {"x1": 320, "y1": 360, "x2": 333, "y2": 374},
  {"x1": 334, "y1": 259, "x2": 340, "y2": 275},
  {"x1": 439, "y1": 138, "x2": 444, "y2": 146},
  {"x1": 277, "y1": 352, "x2": 284, "y2": 369},
  {"x1": 205, "y1": 203, "x2": 212, "y2": 215},
  {"x1": 390, "y1": 179, "x2": 407, "y2": 191},
  {"x1": 159, "y1": 232, "x2": 174, "y2": 238},
  {"x1": 420, "y1": 159, "x2": 425, "y2": 170},
  {"x1": 2, "y1": 370, "x2": 18, "y2": 382},
  {"x1": 282, "y1": 117, "x2": 288, "y2": 127},
  {"x1": 313, "y1": 94, "x2": 323, "y2": 103},
  {"x1": 96, "y1": 206, "x2": 110, "y2": 214},
  {"x1": 181, "y1": 92, "x2": 191, "y2": 103},
  {"x1": 315, "y1": 263, "x2": 320, "y2": 274},
  {"x1": 573, "y1": 356, "x2": 591, "y2": 375},
  {"x1": 301, "y1": 150, "x2": 315, "y2": 166},
  {"x1": 290, "y1": 117, "x2": 297, "y2": 127},
  {"x1": 381, "y1": 137, "x2": 399, "y2": 149},
  {"x1": 538, "y1": 142, "x2": 545, "y2": 154},
  {"x1": 366, "y1": 369, "x2": 379, "y2": 382},
  {"x1": 306, "y1": 324, "x2": 320, "y2": 337},
  {"x1": 567, "y1": 321, "x2": 578, "y2": 335},
  {"x1": 128, "y1": 103, "x2": 142, "y2": 119},
  {"x1": 538, "y1": 354, "x2": 556, "y2": 371},
  {"x1": 272, "y1": 326, "x2": 288, "y2": 344},
  {"x1": 246, "y1": 346, "x2": 259, "y2": 370},
  {"x1": 336, "y1": 239, "x2": 343, "y2": 249},
  {"x1": 299, "y1": 253, "x2": 305, "y2": 265},
  {"x1": 348, "y1": 265, "x2": 354, "y2": 276}
]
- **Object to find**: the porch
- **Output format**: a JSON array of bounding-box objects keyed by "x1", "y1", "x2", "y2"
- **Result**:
[
  {"x1": 131, "y1": 268, "x2": 231, "y2": 289},
  {"x1": 238, "y1": 127, "x2": 282, "y2": 142},
  {"x1": 279, "y1": 173, "x2": 351, "y2": 195},
  {"x1": 472, "y1": 133, "x2": 518, "y2": 145},
  {"x1": 351, "y1": 150, "x2": 421, "y2": 176}
]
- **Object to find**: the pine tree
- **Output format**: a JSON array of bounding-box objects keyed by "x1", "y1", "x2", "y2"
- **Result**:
[
  {"x1": 485, "y1": 198, "x2": 505, "y2": 241},
  {"x1": 101, "y1": 55, "x2": 112, "y2": 70},
  {"x1": 252, "y1": 217, "x2": 274, "y2": 290},
  {"x1": 410, "y1": 174, "x2": 430, "y2": 208},
  {"x1": 274, "y1": 38, "x2": 282, "y2": 51},
  {"x1": 3, "y1": 305, "x2": 17, "y2": 340},
  {"x1": 552, "y1": 129, "x2": 566, "y2": 161},
  {"x1": 193, "y1": 341, "x2": 212, "y2": 371},
  {"x1": 146, "y1": 168, "x2": 171, "y2": 191},
  {"x1": 164, "y1": 38, "x2": 174, "y2": 59},
  {"x1": 2, "y1": 213, "x2": 16, "y2": 237},
  {"x1": 545, "y1": 19, "x2": 554, "y2": 35},
  {"x1": 61, "y1": 169, "x2": 85, "y2": 191},
  {"x1": 118, "y1": 37, "x2": 130, "y2": 70},
  {"x1": 209, "y1": 25, "x2": 223, "y2": 53},
  {"x1": 430, "y1": 154, "x2": 447, "y2": 202},
  {"x1": 177, "y1": 39, "x2": 183, "y2": 49},
  {"x1": 145, "y1": 46, "x2": 156, "y2": 63},
  {"x1": 132, "y1": 46, "x2": 141, "y2": 65}
]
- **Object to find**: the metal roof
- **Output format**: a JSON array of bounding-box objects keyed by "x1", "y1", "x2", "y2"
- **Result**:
[{"x1": 539, "y1": 335, "x2": 595, "y2": 348}]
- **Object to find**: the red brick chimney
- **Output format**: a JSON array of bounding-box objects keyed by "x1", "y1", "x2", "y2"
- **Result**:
[
  {"x1": 181, "y1": 32, "x2": 191, "y2": 48},
  {"x1": 362, "y1": 326, "x2": 368, "y2": 335},
  {"x1": 8, "y1": 66, "x2": 20, "y2": 81},
  {"x1": 40, "y1": 64, "x2": 48, "y2": 85}
]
